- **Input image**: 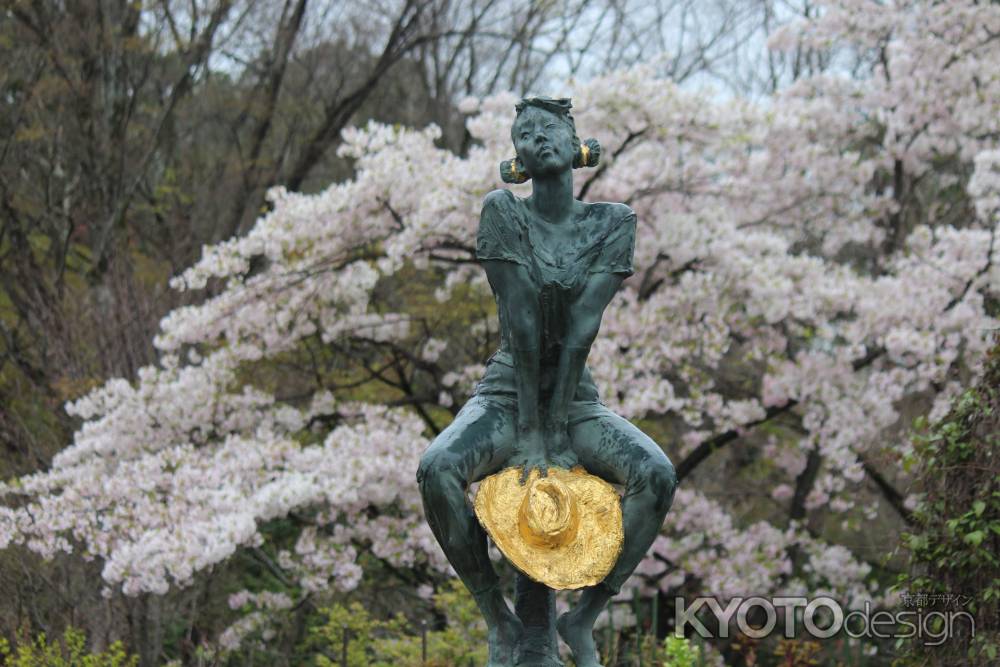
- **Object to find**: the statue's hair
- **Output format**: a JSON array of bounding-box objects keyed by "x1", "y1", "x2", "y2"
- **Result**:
[
  {"x1": 500, "y1": 97, "x2": 600, "y2": 184},
  {"x1": 512, "y1": 97, "x2": 578, "y2": 143}
]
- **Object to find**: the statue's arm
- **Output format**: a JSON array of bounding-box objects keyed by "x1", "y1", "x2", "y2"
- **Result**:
[
  {"x1": 547, "y1": 272, "x2": 623, "y2": 433},
  {"x1": 549, "y1": 204, "x2": 635, "y2": 438},
  {"x1": 481, "y1": 260, "x2": 547, "y2": 470},
  {"x1": 476, "y1": 191, "x2": 544, "y2": 446}
]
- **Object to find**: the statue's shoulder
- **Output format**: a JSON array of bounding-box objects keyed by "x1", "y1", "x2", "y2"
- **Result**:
[
  {"x1": 476, "y1": 190, "x2": 527, "y2": 264},
  {"x1": 587, "y1": 201, "x2": 636, "y2": 224},
  {"x1": 481, "y1": 188, "x2": 518, "y2": 213}
]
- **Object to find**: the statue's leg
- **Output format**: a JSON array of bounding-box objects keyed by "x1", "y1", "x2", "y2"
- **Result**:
[
  {"x1": 514, "y1": 574, "x2": 563, "y2": 666},
  {"x1": 416, "y1": 395, "x2": 521, "y2": 666},
  {"x1": 556, "y1": 410, "x2": 678, "y2": 667}
]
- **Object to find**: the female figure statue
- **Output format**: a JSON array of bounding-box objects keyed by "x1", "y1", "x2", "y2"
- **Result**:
[{"x1": 417, "y1": 97, "x2": 678, "y2": 667}]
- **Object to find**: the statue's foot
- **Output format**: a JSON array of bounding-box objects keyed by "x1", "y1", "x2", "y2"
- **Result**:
[
  {"x1": 557, "y1": 610, "x2": 603, "y2": 667},
  {"x1": 514, "y1": 634, "x2": 564, "y2": 667},
  {"x1": 487, "y1": 614, "x2": 524, "y2": 667}
]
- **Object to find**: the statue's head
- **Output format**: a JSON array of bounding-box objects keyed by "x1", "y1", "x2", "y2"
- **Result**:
[{"x1": 501, "y1": 97, "x2": 600, "y2": 184}]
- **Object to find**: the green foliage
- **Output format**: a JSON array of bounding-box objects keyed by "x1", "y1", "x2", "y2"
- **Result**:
[
  {"x1": 0, "y1": 627, "x2": 137, "y2": 667},
  {"x1": 306, "y1": 584, "x2": 712, "y2": 667},
  {"x1": 306, "y1": 579, "x2": 487, "y2": 666},
  {"x1": 660, "y1": 634, "x2": 703, "y2": 666},
  {"x1": 602, "y1": 632, "x2": 707, "y2": 667},
  {"x1": 894, "y1": 340, "x2": 1000, "y2": 665}
]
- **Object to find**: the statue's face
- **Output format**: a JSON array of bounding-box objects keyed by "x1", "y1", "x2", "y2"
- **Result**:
[{"x1": 511, "y1": 107, "x2": 576, "y2": 178}]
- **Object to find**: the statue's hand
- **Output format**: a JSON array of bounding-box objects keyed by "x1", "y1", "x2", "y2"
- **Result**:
[
  {"x1": 511, "y1": 429, "x2": 548, "y2": 485},
  {"x1": 545, "y1": 420, "x2": 578, "y2": 470},
  {"x1": 549, "y1": 446, "x2": 579, "y2": 471},
  {"x1": 512, "y1": 451, "x2": 550, "y2": 485}
]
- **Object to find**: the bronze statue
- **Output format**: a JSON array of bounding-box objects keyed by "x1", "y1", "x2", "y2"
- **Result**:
[{"x1": 417, "y1": 97, "x2": 677, "y2": 667}]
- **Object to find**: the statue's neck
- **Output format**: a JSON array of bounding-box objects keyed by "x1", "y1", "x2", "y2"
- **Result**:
[{"x1": 528, "y1": 170, "x2": 576, "y2": 224}]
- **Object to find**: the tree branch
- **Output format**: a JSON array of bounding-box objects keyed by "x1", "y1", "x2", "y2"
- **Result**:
[{"x1": 859, "y1": 453, "x2": 915, "y2": 526}]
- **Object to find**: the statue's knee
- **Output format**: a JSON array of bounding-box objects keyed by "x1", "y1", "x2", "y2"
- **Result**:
[
  {"x1": 417, "y1": 450, "x2": 460, "y2": 498},
  {"x1": 645, "y1": 458, "x2": 678, "y2": 514},
  {"x1": 416, "y1": 451, "x2": 439, "y2": 492}
]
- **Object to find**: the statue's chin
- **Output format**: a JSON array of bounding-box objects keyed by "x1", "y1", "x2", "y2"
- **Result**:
[
  {"x1": 526, "y1": 161, "x2": 570, "y2": 179},
  {"x1": 522, "y1": 149, "x2": 571, "y2": 176}
]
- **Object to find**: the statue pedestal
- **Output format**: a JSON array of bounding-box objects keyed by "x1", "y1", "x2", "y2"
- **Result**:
[{"x1": 514, "y1": 573, "x2": 564, "y2": 666}]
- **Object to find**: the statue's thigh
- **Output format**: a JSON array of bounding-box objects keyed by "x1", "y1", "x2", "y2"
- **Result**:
[
  {"x1": 569, "y1": 409, "x2": 673, "y2": 489},
  {"x1": 418, "y1": 394, "x2": 519, "y2": 487}
]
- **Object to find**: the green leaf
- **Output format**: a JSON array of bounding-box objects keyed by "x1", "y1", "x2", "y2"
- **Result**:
[
  {"x1": 965, "y1": 530, "x2": 986, "y2": 547},
  {"x1": 973, "y1": 500, "x2": 986, "y2": 516}
]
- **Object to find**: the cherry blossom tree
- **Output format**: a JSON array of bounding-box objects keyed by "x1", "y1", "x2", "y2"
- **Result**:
[{"x1": 1, "y1": 0, "x2": 998, "y2": 657}]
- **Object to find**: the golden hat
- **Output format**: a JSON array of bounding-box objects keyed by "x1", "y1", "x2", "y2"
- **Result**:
[{"x1": 473, "y1": 466, "x2": 623, "y2": 590}]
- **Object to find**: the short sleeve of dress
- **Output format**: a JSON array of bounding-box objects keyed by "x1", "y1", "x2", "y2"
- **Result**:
[
  {"x1": 476, "y1": 190, "x2": 529, "y2": 267},
  {"x1": 589, "y1": 207, "x2": 636, "y2": 277}
]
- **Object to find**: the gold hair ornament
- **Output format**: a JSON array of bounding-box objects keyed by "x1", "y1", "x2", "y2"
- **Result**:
[
  {"x1": 573, "y1": 138, "x2": 601, "y2": 169},
  {"x1": 500, "y1": 157, "x2": 529, "y2": 184}
]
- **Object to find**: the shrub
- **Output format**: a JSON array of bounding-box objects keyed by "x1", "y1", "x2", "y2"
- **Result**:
[
  {"x1": 0, "y1": 626, "x2": 137, "y2": 667},
  {"x1": 306, "y1": 579, "x2": 487, "y2": 666}
]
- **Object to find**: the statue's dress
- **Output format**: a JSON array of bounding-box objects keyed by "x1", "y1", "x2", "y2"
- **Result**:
[
  {"x1": 417, "y1": 189, "x2": 676, "y2": 595},
  {"x1": 474, "y1": 188, "x2": 635, "y2": 417}
]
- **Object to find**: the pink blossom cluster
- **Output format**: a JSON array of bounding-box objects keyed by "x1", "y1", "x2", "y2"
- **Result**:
[{"x1": 641, "y1": 489, "x2": 877, "y2": 611}]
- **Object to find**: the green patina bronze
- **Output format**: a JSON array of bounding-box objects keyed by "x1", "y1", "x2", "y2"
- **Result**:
[{"x1": 417, "y1": 98, "x2": 678, "y2": 667}]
